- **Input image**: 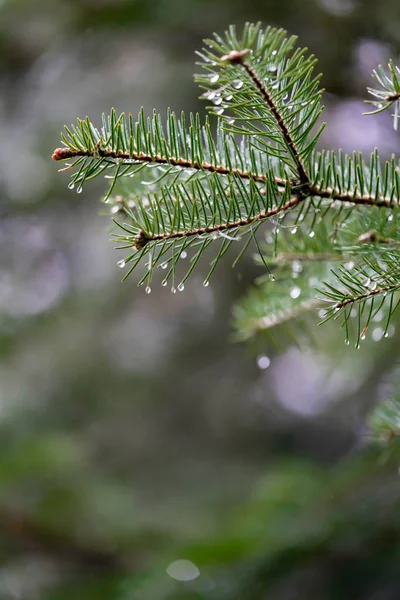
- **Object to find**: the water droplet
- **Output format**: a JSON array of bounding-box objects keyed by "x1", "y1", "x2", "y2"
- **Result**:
[
  {"x1": 161, "y1": 262, "x2": 168, "y2": 269},
  {"x1": 77, "y1": 186, "x2": 83, "y2": 194},
  {"x1": 161, "y1": 280, "x2": 168, "y2": 286},
  {"x1": 290, "y1": 286, "x2": 301, "y2": 299},
  {"x1": 257, "y1": 355, "x2": 271, "y2": 369},
  {"x1": 309, "y1": 231, "x2": 315, "y2": 238},
  {"x1": 360, "y1": 333, "x2": 366, "y2": 341},
  {"x1": 213, "y1": 96, "x2": 223, "y2": 106},
  {"x1": 111, "y1": 205, "x2": 120, "y2": 214},
  {"x1": 345, "y1": 261, "x2": 355, "y2": 270},
  {"x1": 166, "y1": 560, "x2": 200, "y2": 582},
  {"x1": 388, "y1": 213, "x2": 393, "y2": 222},
  {"x1": 350, "y1": 308, "x2": 357, "y2": 318},
  {"x1": 68, "y1": 182, "x2": 75, "y2": 190},
  {"x1": 233, "y1": 80, "x2": 244, "y2": 90},
  {"x1": 145, "y1": 286, "x2": 151, "y2": 294},
  {"x1": 377, "y1": 103, "x2": 383, "y2": 109},
  {"x1": 203, "y1": 280, "x2": 210, "y2": 287},
  {"x1": 268, "y1": 65, "x2": 277, "y2": 72},
  {"x1": 225, "y1": 94, "x2": 233, "y2": 101},
  {"x1": 356, "y1": 343, "x2": 360, "y2": 350},
  {"x1": 269, "y1": 273, "x2": 275, "y2": 281},
  {"x1": 373, "y1": 310, "x2": 383, "y2": 323},
  {"x1": 210, "y1": 73, "x2": 219, "y2": 83},
  {"x1": 272, "y1": 50, "x2": 278, "y2": 56},
  {"x1": 291, "y1": 227, "x2": 297, "y2": 234},
  {"x1": 171, "y1": 287, "x2": 176, "y2": 294},
  {"x1": 345, "y1": 339, "x2": 350, "y2": 345},
  {"x1": 227, "y1": 119, "x2": 235, "y2": 125},
  {"x1": 215, "y1": 107, "x2": 224, "y2": 115},
  {"x1": 275, "y1": 227, "x2": 280, "y2": 234},
  {"x1": 318, "y1": 309, "x2": 326, "y2": 319},
  {"x1": 178, "y1": 283, "x2": 185, "y2": 291},
  {"x1": 117, "y1": 259, "x2": 126, "y2": 269},
  {"x1": 180, "y1": 251, "x2": 187, "y2": 259}
]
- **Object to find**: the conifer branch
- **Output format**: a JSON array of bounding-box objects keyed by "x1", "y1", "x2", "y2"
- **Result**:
[
  {"x1": 52, "y1": 22, "x2": 400, "y2": 346},
  {"x1": 222, "y1": 50, "x2": 310, "y2": 184}
]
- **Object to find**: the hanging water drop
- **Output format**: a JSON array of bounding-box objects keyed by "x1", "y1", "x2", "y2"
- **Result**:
[
  {"x1": 117, "y1": 259, "x2": 126, "y2": 269},
  {"x1": 268, "y1": 64, "x2": 277, "y2": 72},
  {"x1": 178, "y1": 283, "x2": 185, "y2": 292},
  {"x1": 228, "y1": 119, "x2": 235, "y2": 125},
  {"x1": 269, "y1": 273, "x2": 275, "y2": 281},
  {"x1": 68, "y1": 182, "x2": 75, "y2": 190},
  {"x1": 291, "y1": 227, "x2": 297, "y2": 234},
  {"x1": 171, "y1": 287, "x2": 177, "y2": 294},
  {"x1": 210, "y1": 73, "x2": 219, "y2": 83},
  {"x1": 161, "y1": 262, "x2": 168, "y2": 269},
  {"x1": 345, "y1": 339, "x2": 350, "y2": 346},
  {"x1": 111, "y1": 205, "x2": 120, "y2": 214},
  {"x1": 233, "y1": 80, "x2": 244, "y2": 90},
  {"x1": 215, "y1": 107, "x2": 224, "y2": 115},
  {"x1": 309, "y1": 231, "x2": 315, "y2": 238},
  {"x1": 203, "y1": 280, "x2": 210, "y2": 287},
  {"x1": 161, "y1": 280, "x2": 168, "y2": 286},
  {"x1": 77, "y1": 186, "x2": 83, "y2": 194},
  {"x1": 225, "y1": 94, "x2": 233, "y2": 101},
  {"x1": 145, "y1": 286, "x2": 151, "y2": 294},
  {"x1": 180, "y1": 251, "x2": 187, "y2": 259},
  {"x1": 388, "y1": 213, "x2": 393, "y2": 222},
  {"x1": 272, "y1": 50, "x2": 278, "y2": 56},
  {"x1": 213, "y1": 96, "x2": 223, "y2": 106}
]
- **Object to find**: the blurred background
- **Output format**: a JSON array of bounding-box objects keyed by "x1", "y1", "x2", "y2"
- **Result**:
[{"x1": 1, "y1": 0, "x2": 400, "y2": 598}]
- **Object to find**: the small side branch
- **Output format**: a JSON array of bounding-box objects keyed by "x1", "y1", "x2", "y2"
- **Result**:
[
  {"x1": 333, "y1": 281, "x2": 400, "y2": 310},
  {"x1": 134, "y1": 195, "x2": 302, "y2": 248},
  {"x1": 52, "y1": 146, "x2": 286, "y2": 187},
  {"x1": 222, "y1": 50, "x2": 310, "y2": 185}
]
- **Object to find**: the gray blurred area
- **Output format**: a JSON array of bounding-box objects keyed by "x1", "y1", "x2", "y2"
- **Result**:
[{"x1": 1, "y1": 1, "x2": 400, "y2": 599}]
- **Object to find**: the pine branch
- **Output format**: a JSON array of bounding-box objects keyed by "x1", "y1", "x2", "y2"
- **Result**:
[{"x1": 51, "y1": 22, "x2": 400, "y2": 346}]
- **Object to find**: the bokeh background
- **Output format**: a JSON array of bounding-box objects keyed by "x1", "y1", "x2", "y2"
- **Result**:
[{"x1": 1, "y1": 0, "x2": 400, "y2": 598}]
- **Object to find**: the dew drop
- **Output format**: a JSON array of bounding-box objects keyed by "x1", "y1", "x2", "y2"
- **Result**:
[
  {"x1": 309, "y1": 231, "x2": 315, "y2": 238},
  {"x1": 111, "y1": 205, "x2": 120, "y2": 214},
  {"x1": 377, "y1": 103, "x2": 383, "y2": 109},
  {"x1": 68, "y1": 182, "x2": 75, "y2": 190},
  {"x1": 388, "y1": 213, "x2": 393, "y2": 222},
  {"x1": 233, "y1": 80, "x2": 244, "y2": 90},
  {"x1": 360, "y1": 333, "x2": 366, "y2": 341},
  {"x1": 290, "y1": 286, "x2": 301, "y2": 299},
  {"x1": 203, "y1": 280, "x2": 210, "y2": 287},
  {"x1": 210, "y1": 73, "x2": 219, "y2": 83},
  {"x1": 272, "y1": 50, "x2": 278, "y2": 56},
  {"x1": 345, "y1": 261, "x2": 355, "y2": 270},
  {"x1": 161, "y1": 280, "x2": 168, "y2": 286},
  {"x1": 345, "y1": 339, "x2": 350, "y2": 345},
  {"x1": 269, "y1": 273, "x2": 275, "y2": 281},
  {"x1": 225, "y1": 94, "x2": 233, "y2": 101},
  {"x1": 161, "y1": 262, "x2": 168, "y2": 269},
  {"x1": 257, "y1": 355, "x2": 271, "y2": 369},
  {"x1": 291, "y1": 227, "x2": 297, "y2": 234},
  {"x1": 228, "y1": 119, "x2": 235, "y2": 125},
  {"x1": 180, "y1": 251, "x2": 187, "y2": 259},
  {"x1": 77, "y1": 186, "x2": 83, "y2": 194},
  {"x1": 178, "y1": 283, "x2": 185, "y2": 291},
  {"x1": 145, "y1": 286, "x2": 151, "y2": 294},
  {"x1": 171, "y1": 287, "x2": 177, "y2": 294},
  {"x1": 318, "y1": 309, "x2": 326, "y2": 319},
  {"x1": 213, "y1": 96, "x2": 223, "y2": 106},
  {"x1": 215, "y1": 107, "x2": 224, "y2": 115},
  {"x1": 117, "y1": 259, "x2": 126, "y2": 269},
  {"x1": 356, "y1": 343, "x2": 360, "y2": 349}
]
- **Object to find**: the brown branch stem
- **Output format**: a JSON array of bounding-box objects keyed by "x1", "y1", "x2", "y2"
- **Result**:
[
  {"x1": 238, "y1": 60, "x2": 310, "y2": 185},
  {"x1": 52, "y1": 146, "x2": 287, "y2": 187},
  {"x1": 333, "y1": 281, "x2": 400, "y2": 310}
]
